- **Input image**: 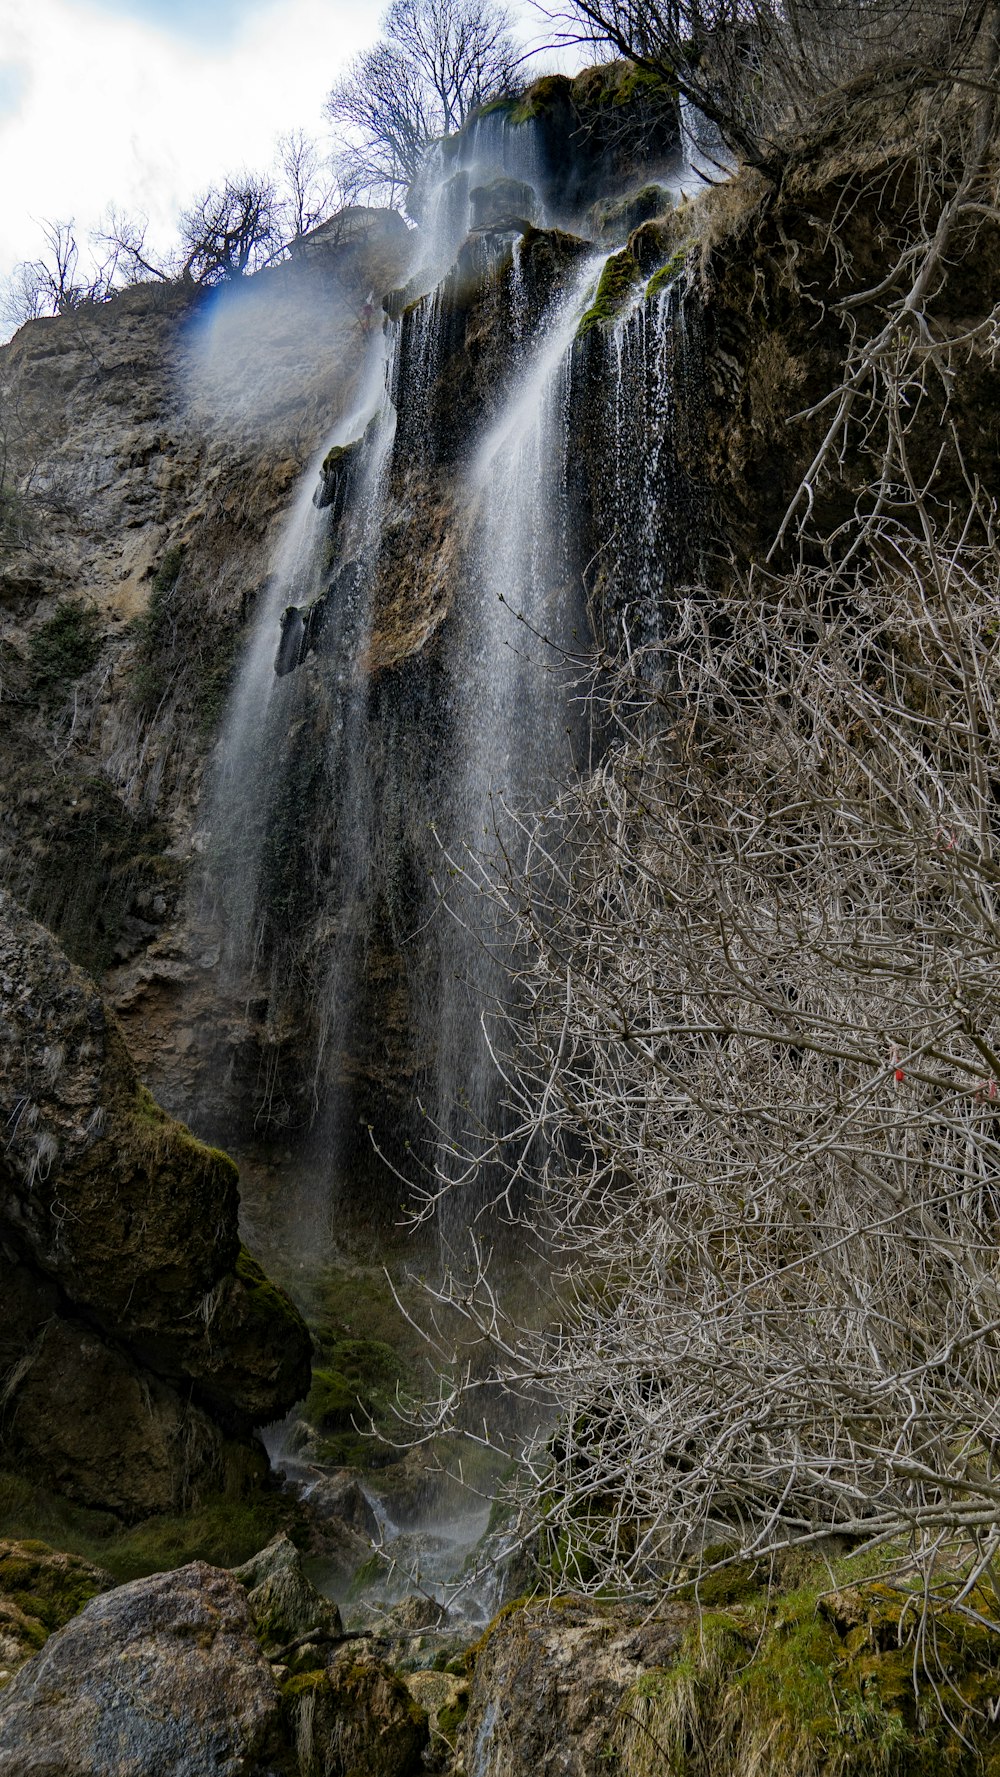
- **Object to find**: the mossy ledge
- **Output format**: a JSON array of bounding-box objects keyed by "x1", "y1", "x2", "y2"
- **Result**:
[
  {"x1": 614, "y1": 1577, "x2": 1000, "y2": 1777},
  {"x1": 577, "y1": 247, "x2": 643, "y2": 337}
]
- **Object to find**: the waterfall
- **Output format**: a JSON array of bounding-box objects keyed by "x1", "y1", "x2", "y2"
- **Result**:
[
  {"x1": 192, "y1": 82, "x2": 705, "y2": 1264},
  {"x1": 197, "y1": 327, "x2": 396, "y2": 1180},
  {"x1": 425, "y1": 254, "x2": 606, "y2": 1240}
]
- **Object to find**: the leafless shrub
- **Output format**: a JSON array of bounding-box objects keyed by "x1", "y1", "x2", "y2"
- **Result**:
[
  {"x1": 538, "y1": 0, "x2": 999, "y2": 172},
  {"x1": 410, "y1": 536, "x2": 1000, "y2": 1604},
  {"x1": 396, "y1": 38, "x2": 1000, "y2": 1620}
]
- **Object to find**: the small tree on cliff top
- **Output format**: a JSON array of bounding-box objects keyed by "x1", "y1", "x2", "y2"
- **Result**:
[{"x1": 327, "y1": 0, "x2": 521, "y2": 202}]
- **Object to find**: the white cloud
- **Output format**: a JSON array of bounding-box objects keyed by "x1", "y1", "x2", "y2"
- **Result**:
[{"x1": 0, "y1": 0, "x2": 380, "y2": 285}]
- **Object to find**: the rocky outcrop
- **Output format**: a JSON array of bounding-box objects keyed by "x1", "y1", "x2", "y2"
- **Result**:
[
  {"x1": 0, "y1": 892, "x2": 312, "y2": 1518},
  {"x1": 0, "y1": 1550, "x2": 429, "y2": 1777},
  {"x1": 460, "y1": 1598, "x2": 689, "y2": 1776},
  {"x1": 0, "y1": 216, "x2": 414, "y2": 1158},
  {"x1": 233, "y1": 1532, "x2": 343, "y2": 1660},
  {"x1": 410, "y1": 62, "x2": 682, "y2": 226}
]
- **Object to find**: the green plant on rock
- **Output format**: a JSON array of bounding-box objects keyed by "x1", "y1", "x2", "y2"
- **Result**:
[
  {"x1": 613, "y1": 1577, "x2": 1000, "y2": 1777},
  {"x1": 27, "y1": 600, "x2": 102, "y2": 703},
  {"x1": 646, "y1": 245, "x2": 690, "y2": 300},
  {"x1": 577, "y1": 249, "x2": 642, "y2": 337}
]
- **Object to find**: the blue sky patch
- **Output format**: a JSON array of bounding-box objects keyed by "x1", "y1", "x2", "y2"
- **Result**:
[
  {"x1": 85, "y1": 0, "x2": 274, "y2": 45},
  {"x1": 0, "y1": 63, "x2": 27, "y2": 120}
]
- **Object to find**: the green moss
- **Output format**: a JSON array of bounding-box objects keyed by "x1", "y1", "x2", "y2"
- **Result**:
[
  {"x1": 304, "y1": 1336, "x2": 404, "y2": 1464},
  {"x1": 577, "y1": 248, "x2": 642, "y2": 337},
  {"x1": 235, "y1": 1245, "x2": 309, "y2": 1346},
  {"x1": 345, "y1": 1552, "x2": 387, "y2": 1600},
  {"x1": 509, "y1": 73, "x2": 572, "y2": 125},
  {"x1": 28, "y1": 600, "x2": 102, "y2": 703},
  {"x1": 437, "y1": 1683, "x2": 470, "y2": 1740},
  {"x1": 614, "y1": 1574, "x2": 1000, "y2": 1777},
  {"x1": 321, "y1": 442, "x2": 355, "y2": 478},
  {"x1": 646, "y1": 245, "x2": 689, "y2": 300},
  {"x1": 0, "y1": 1471, "x2": 305, "y2": 1585},
  {"x1": 0, "y1": 1544, "x2": 106, "y2": 1633},
  {"x1": 592, "y1": 186, "x2": 672, "y2": 241},
  {"x1": 572, "y1": 60, "x2": 676, "y2": 110},
  {"x1": 282, "y1": 1670, "x2": 328, "y2": 1698}
]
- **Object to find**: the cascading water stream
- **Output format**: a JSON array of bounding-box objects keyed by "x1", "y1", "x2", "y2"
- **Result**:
[
  {"x1": 196, "y1": 82, "x2": 707, "y2": 1270},
  {"x1": 424, "y1": 254, "x2": 607, "y2": 1242}
]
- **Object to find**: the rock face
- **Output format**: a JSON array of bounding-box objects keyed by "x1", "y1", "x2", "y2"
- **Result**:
[
  {"x1": 461, "y1": 1599, "x2": 688, "y2": 1776},
  {"x1": 0, "y1": 1552, "x2": 429, "y2": 1777},
  {"x1": 0, "y1": 892, "x2": 312, "y2": 1518},
  {"x1": 0, "y1": 215, "x2": 415, "y2": 1168}
]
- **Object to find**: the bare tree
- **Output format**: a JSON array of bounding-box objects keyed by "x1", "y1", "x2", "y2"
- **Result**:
[
  {"x1": 2, "y1": 220, "x2": 118, "y2": 328},
  {"x1": 538, "y1": 0, "x2": 997, "y2": 170},
  {"x1": 327, "y1": 0, "x2": 521, "y2": 203},
  {"x1": 178, "y1": 173, "x2": 281, "y2": 284},
  {"x1": 273, "y1": 128, "x2": 342, "y2": 255},
  {"x1": 94, "y1": 207, "x2": 172, "y2": 285}
]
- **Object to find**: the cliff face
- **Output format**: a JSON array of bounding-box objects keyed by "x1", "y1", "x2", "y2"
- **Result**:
[{"x1": 0, "y1": 216, "x2": 414, "y2": 1169}]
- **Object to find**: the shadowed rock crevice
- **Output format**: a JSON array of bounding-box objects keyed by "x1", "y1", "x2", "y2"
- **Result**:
[{"x1": 0, "y1": 892, "x2": 312, "y2": 1520}]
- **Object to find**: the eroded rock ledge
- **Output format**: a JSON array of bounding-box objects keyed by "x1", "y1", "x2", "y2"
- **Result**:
[{"x1": 0, "y1": 891, "x2": 312, "y2": 1520}]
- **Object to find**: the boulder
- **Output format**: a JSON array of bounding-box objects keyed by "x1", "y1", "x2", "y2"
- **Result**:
[
  {"x1": 286, "y1": 1646, "x2": 428, "y2": 1777},
  {"x1": 233, "y1": 1532, "x2": 343, "y2": 1658},
  {"x1": 461, "y1": 1598, "x2": 689, "y2": 1776},
  {"x1": 0, "y1": 1563, "x2": 285, "y2": 1776},
  {"x1": 0, "y1": 1556, "x2": 430, "y2": 1777},
  {"x1": 306, "y1": 1472, "x2": 379, "y2": 1540}
]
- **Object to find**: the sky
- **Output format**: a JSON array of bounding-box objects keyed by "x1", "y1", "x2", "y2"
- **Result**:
[
  {"x1": 0, "y1": 0, "x2": 570, "y2": 311},
  {"x1": 0, "y1": 0, "x2": 381, "y2": 294}
]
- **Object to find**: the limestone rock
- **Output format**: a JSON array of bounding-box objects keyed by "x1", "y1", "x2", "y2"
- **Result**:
[
  {"x1": 287, "y1": 1645, "x2": 429, "y2": 1777},
  {"x1": 0, "y1": 1563, "x2": 286, "y2": 1776},
  {"x1": 233, "y1": 1532, "x2": 343, "y2": 1658},
  {"x1": 307, "y1": 1472, "x2": 379, "y2": 1539},
  {"x1": 461, "y1": 1598, "x2": 688, "y2": 1776},
  {"x1": 403, "y1": 1668, "x2": 469, "y2": 1764},
  {"x1": 470, "y1": 179, "x2": 538, "y2": 232},
  {"x1": 0, "y1": 895, "x2": 311, "y2": 1517},
  {"x1": 0, "y1": 1554, "x2": 431, "y2": 1777}
]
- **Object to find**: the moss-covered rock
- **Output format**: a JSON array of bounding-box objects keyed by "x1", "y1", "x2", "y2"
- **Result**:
[
  {"x1": 0, "y1": 895, "x2": 311, "y2": 1517},
  {"x1": 284, "y1": 1645, "x2": 429, "y2": 1777},
  {"x1": 482, "y1": 61, "x2": 681, "y2": 219},
  {"x1": 610, "y1": 1570, "x2": 1000, "y2": 1777},
  {"x1": 577, "y1": 246, "x2": 643, "y2": 336},
  {"x1": 590, "y1": 183, "x2": 674, "y2": 242},
  {"x1": 0, "y1": 1540, "x2": 110, "y2": 1686}
]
